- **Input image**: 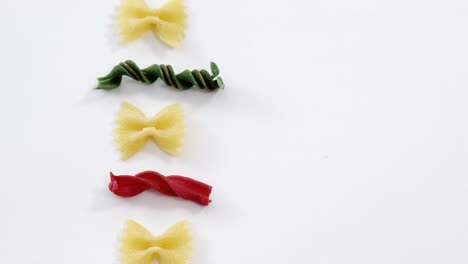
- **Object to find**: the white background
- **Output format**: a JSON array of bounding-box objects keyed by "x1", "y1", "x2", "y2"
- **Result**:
[{"x1": 1, "y1": 0, "x2": 467, "y2": 263}]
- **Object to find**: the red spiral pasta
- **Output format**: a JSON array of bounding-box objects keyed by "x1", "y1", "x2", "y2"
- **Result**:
[{"x1": 109, "y1": 171, "x2": 212, "y2": 206}]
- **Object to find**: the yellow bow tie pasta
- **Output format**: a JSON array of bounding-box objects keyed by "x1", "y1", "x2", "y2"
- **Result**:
[
  {"x1": 120, "y1": 220, "x2": 192, "y2": 264},
  {"x1": 115, "y1": 102, "x2": 185, "y2": 160},
  {"x1": 118, "y1": 0, "x2": 187, "y2": 47}
]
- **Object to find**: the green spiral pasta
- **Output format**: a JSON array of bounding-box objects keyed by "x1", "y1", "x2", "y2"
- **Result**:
[{"x1": 96, "y1": 60, "x2": 224, "y2": 91}]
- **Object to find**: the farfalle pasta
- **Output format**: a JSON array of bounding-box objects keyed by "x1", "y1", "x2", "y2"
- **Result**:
[
  {"x1": 118, "y1": 0, "x2": 187, "y2": 47},
  {"x1": 120, "y1": 220, "x2": 192, "y2": 264},
  {"x1": 115, "y1": 102, "x2": 185, "y2": 160}
]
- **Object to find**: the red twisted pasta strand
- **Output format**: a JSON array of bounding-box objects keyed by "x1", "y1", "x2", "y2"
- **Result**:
[{"x1": 109, "y1": 171, "x2": 212, "y2": 206}]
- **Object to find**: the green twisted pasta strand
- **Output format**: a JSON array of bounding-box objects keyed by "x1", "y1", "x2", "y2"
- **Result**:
[{"x1": 96, "y1": 60, "x2": 224, "y2": 91}]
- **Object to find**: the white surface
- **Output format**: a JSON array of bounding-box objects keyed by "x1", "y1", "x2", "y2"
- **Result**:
[{"x1": 1, "y1": 0, "x2": 467, "y2": 263}]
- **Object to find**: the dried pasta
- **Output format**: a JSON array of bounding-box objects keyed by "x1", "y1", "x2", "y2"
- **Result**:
[
  {"x1": 118, "y1": 0, "x2": 187, "y2": 47},
  {"x1": 120, "y1": 220, "x2": 192, "y2": 264},
  {"x1": 109, "y1": 170, "x2": 213, "y2": 205},
  {"x1": 96, "y1": 60, "x2": 224, "y2": 91},
  {"x1": 115, "y1": 102, "x2": 185, "y2": 160}
]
